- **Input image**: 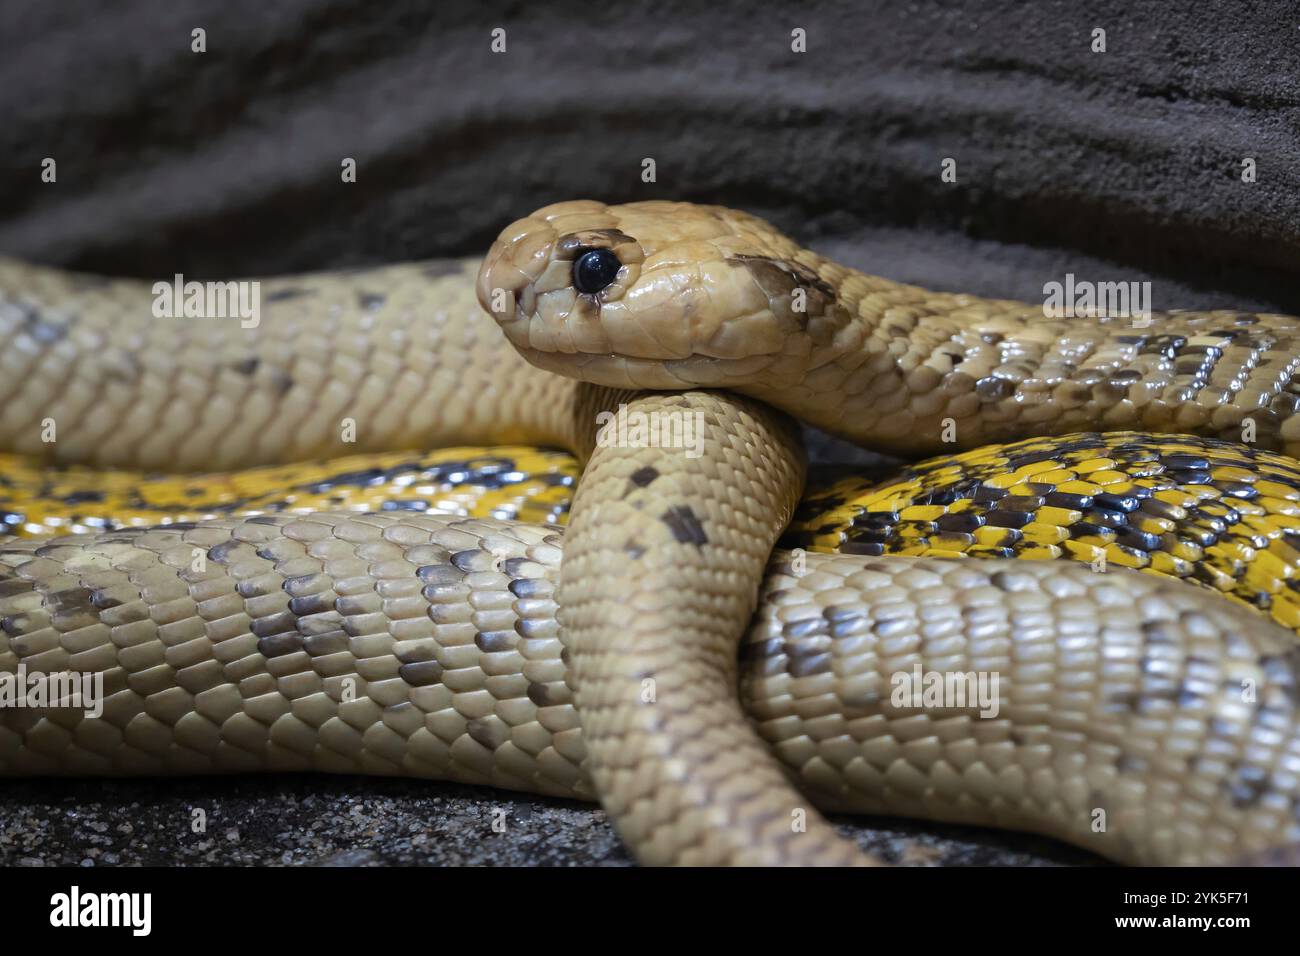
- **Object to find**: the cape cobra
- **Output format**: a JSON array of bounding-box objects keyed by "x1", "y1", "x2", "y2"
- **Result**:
[{"x1": 3, "y1": 199, "x2": 1300, "y2": 865}]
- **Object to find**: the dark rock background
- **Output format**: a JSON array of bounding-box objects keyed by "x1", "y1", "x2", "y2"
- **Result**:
[{"x1": 0, "y1": 0, "x2": 1296, "y2": 866}]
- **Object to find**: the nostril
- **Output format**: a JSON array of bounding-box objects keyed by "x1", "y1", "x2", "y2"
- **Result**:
[{"x1": 573, "y1": 248, "x2": 622, "y2": 295}]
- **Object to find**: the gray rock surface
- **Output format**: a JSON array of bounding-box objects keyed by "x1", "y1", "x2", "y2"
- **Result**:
[
  {"x1": 0, "y1": 777, "x2": 1099, "y2": 866},
  {"x1": 0, "y1": 0, "x2": 1295, "y2": 866}
]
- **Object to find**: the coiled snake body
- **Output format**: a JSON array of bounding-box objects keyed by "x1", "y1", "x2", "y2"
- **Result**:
[{"x1": 3, "y1": 200, "x2": 1300, "y2": 865}]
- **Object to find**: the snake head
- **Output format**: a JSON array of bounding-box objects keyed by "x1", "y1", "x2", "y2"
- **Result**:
[{"x1": 476, "y1": 199, "x2": 852, "y2": 390}]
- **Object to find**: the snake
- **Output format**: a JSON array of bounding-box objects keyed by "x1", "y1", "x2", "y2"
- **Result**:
[{"x1": 3, "y1": 199, "x2": 1300, "y2": 865}]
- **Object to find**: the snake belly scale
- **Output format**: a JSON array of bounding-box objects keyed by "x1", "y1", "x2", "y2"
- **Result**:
[{"x1": 2, "y1": 199, "x2": 1300, "y2": 865}]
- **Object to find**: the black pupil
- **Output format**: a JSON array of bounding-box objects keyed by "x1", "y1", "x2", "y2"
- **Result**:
[{"x1": 573, "y1": 248, "x2": 621, "y2": 295}]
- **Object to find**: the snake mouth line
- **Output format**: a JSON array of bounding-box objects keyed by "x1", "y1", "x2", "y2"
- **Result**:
[{"x1": 515, "y1": 345, "x2": 786, "y2": 392}]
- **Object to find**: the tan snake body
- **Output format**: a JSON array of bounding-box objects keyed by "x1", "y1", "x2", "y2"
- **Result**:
[
  {"x1": 3, "y1": 199, "x2": 1300, "y2": 864},
  {"x1": 2, "y1": 513, "x2": 1297, "y2": 866}
]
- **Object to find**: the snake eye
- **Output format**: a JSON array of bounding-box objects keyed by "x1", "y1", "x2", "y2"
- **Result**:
[{"x1": 573, "y1": 248, "x2": 622, "y2": 295}]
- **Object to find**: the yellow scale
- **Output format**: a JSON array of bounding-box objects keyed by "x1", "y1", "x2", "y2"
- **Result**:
[
  {"x1": 0, "y1": 446, "x2": 577, "y2": 538},
  {"x1": 4, "y1": 431, "x2": 1300, "y2": 635}
]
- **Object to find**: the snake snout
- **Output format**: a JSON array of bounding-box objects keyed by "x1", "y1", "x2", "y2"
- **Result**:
[{"x1": 476, "y1": 201, "x2": 647, "y2": 359}]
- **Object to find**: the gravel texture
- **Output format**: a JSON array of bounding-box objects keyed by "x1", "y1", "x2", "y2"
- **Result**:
[{"x1": 0, "y1": 777, "x2": 1099, "y2": 867}]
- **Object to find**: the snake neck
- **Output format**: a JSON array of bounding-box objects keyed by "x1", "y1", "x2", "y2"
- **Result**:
[{"x1": 736, "y1": 257, "x2": 1300, "y2": 460}]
